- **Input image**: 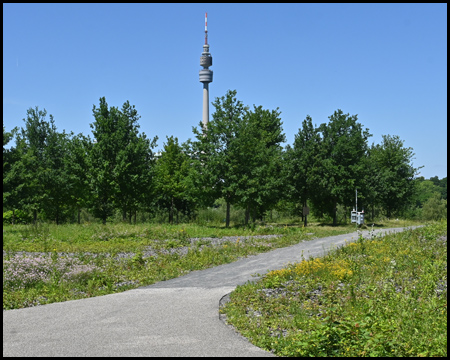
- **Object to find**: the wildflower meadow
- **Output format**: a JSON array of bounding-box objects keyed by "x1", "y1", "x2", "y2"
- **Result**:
[{"x1": 221, "y1": 221, "x2": 447, "y2": 357}]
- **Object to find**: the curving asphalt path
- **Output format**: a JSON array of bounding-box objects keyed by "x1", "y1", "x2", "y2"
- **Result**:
[{"x1": 3, "y1": 226, "x2": 422, "y2": 357}]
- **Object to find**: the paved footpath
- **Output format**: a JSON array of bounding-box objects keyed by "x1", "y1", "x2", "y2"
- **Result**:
[{"x1": 3, "y1": 226, "x2": 422, "y2": 357}]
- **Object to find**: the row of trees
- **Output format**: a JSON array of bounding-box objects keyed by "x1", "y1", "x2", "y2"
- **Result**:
[
  {"x1": 3, "y1": 98, "x2": 157, "y2": 225},
  {"x1": 3, "y1": 90, "x2": 445, "y2": 226}
]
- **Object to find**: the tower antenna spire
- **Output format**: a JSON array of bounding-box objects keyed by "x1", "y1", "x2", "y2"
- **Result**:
[{"x1": 205, "y1": 12, "x2": 208, "y2": 45}]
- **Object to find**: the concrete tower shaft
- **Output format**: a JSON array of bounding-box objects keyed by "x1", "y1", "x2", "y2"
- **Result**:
[{"x1": 199, "y1": 12, "x2": 213, "y2": 130}]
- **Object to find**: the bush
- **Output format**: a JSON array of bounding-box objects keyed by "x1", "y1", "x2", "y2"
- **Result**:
[
  {"x1": 3, "y1": 210, "x2": 33, "y2": 225},
  {"x1": 422, "y1": 194, "x2": 447, "y2": 221}
]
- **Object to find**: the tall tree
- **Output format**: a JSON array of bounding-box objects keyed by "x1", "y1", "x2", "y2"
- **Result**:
[
  {"x1": 313, "y1": 110, "x2": 371, "y2": 225},
  {"x1": 370, "y1": 134, "x2": 420, "y2": 218},
  {"x1": 114, "y1": 101, "x2": 156, "y2": 223},
  {"x1": 38, "y1": 118, "x2": 74, "y2": 224},
  {"x1": 88, "y1": 97, "x2": 156, "y2": 224},
  {"x1": 7, "y1": 107, "x2": 55, "y2": 223},
  {"x1": 235, "y1": 105, "x2": 286, "y2": 224},
  {"x1": 285, "y1": 115, "x2": 321, "y2": 226},
  {"x1": 64, "y1": 133, "x2": 92, "y2": 224},
  {"x1": 154, "y1": 136, "x2": 196, "y2": 224},
  {"x1": 191, "y1": 89, "x2": 248, "y2": 227},
  {"x1": 88, "y1": 99, "x2": 119, "y2": 224},
  {"x1": 3, "y1": 125, "x2": 18, "y2": 222},
  {"x1": 359, "y1": 146, "x2": 381, "y2": 221}
]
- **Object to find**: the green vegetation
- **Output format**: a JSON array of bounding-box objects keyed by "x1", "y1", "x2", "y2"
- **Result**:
[
  {"x1": 3, "y1": 91, "x2": 446, "y2": 355},
  {"x1": 3, "y1": 219, "x2": 420, "y2": 310},
  {"x1": 4, "y1": 92, "x2": 445, "y2": 228},
  {"x1": 220, "y1": 221, "x2": 447, "y2": 357}
]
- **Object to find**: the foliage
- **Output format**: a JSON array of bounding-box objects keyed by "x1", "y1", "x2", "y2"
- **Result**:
[
  {"x1": 428, "y1": 176, "x2": 447, "y2": 200},
  {"x1": 234, "y1": 104, "x2": 286, "y2": 223},
  {"x1": 154, "y1": 136, "x2": 197, "y2": 224},
  {"x1": 3, "y1": 125, "x2": 18, "y2": 207},
  {"x1": 285, "y1": 115, "x2": 321, "y2": 226},
  {"x1": 191, "y1": 89, "x2": 249, "y2": 227},
  {"x1": 4, "y1": 107, "x2": 51, "y2": 222},
  {"x1": 221, "y1": 222, "x2": 447, "y2": 357},
  {"x1": 2, "y1": 95, "x2": 442, "y2": 226},
  {"x1": 369, "y1": 135, "x2": 421, "y2": 218},
  {"x1": 64, "y1": 133, "x2": 92, "y2": 224},
  {"x1": 88, "y1": 97, "x2": 157, "y2": 224},
  {"x1": 422, "y1": 193, "x2": 447, "y2": 221},
  {"x1": 2, "y1": 222, "x2": 315, "y2": 310},
  {"x1": 4, "y1": 108, "x2": 89, "y2": 224},
  {"x1": 3, "y1": 210, "x2": 33, "y2": 225},
  {"x1": 312, "y1": 110, "x2": 372, "y2": 225}
]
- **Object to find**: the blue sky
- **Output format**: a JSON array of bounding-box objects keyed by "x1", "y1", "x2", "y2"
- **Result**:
[{"x1": 3, "y1": 3, "x2": 447, "y2": 179}]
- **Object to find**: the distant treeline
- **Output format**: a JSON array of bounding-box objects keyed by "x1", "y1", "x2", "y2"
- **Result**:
[{"x1": 3, "y1": 90, "x2": 447, "y2": 226}]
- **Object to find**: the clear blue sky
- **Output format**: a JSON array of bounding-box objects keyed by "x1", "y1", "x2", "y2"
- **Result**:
[{"x1": 3, "y1": 3, "x2": 447, "y2": 179}]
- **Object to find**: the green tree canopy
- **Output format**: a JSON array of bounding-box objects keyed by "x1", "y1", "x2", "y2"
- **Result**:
[
  {"x1": 6, "y1": 107, "x2": 54, "y2": 222},
  {"x1": 192, "y1": 89, "x2": 248, "y2": 227},
  {"x1": 370, "y1": 134, "x2": 421, "y2": 218},
  {"x1": 88, "y1": 97, "x2": 157, "y2": 224},
  {"x1": 313, "y1": 110, "x2": 372, "y2": 225},
  {"x1": 154, "y1": 136, "x2": 196, "y2": 224},
  {"x1": 285, "y1": 115, "x2": 321, "y2": 226},
  {"x1": 234, "y1": 105, "x2": 286, "y2": 223}
]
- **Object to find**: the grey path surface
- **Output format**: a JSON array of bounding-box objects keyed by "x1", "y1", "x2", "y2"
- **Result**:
[{"x1": 3, "y1": 226, "x2": 421, "y2": 357}]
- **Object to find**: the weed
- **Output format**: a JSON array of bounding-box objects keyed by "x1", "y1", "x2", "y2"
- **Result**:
[{"x1": 221, "y1": 220, "x2": 447, "y2": 357}]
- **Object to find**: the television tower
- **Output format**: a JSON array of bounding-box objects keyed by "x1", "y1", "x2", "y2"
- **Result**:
[{"x1": 199, "y1": 12, "x2": 213, "y2": 132}]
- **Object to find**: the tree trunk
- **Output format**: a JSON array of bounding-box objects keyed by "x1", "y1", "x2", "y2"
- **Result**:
[
  {"x1": 123, "y1": 209, "x2": 127, "y2": 222},
  {"x1": 77, "y1": 206, "x2": 81, "y2": 224},
  {"x1": 134, "y1": 210, "x2": 137, "y2": 225},
  {"x1": 333, "y1": 200, "x2": 337, "y2": 226},
  {"x1": 303, "y1": 200, "x2": 307, "y2": 227},
  {"x1": 226, "y1": 201, "x2": 231, "y2": 228},
  {"x1": 245, "y1": 205, "x2": 250, "y2": 225},
  {"x1": 169, "y1": 198, "x2": 174, "y2": 224},
  {"x1": 33, "y1": 209, "x2": 37, "y2": 224}
]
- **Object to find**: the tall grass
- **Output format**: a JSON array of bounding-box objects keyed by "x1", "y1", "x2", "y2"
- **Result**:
[
  {"x1": 3, "y1": 222, "x2": 311, "y2": 310},
  {"x1": 3, "y1": 219, "x2": 422, "y2": 253},
  {"x1": 3, "y1": 218, "x2": 425, "y2": 312},
  {"x1": 220, "y1": 221, "x2": 447, "y2": 357}
]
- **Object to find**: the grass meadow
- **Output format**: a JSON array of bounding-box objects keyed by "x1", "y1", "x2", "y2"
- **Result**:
[
  {"x1": 4, "y1": 218, "x2": 444, "y2": 357},
  {"x1": 4, "y1": 220, "x2": 363, "y2": 310},
  {"x1": 220, "y1": 220, "x2": 447, "y2": 357}
]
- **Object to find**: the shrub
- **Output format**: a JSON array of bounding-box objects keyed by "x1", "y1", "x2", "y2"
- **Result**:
[
  {"x1": 422, "y1": 193, "x2": 447, "y2": 221},
  {"x1": 3, "y1": 210, "x2": 33, "y2": 225}
]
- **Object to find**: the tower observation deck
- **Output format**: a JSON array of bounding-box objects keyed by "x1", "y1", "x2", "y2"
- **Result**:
[{"x1": 199, "y1": 12, "x2": 213, "y2": 130}]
